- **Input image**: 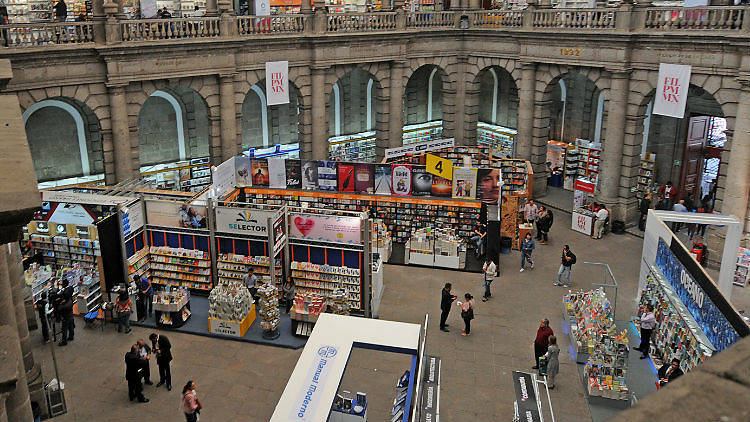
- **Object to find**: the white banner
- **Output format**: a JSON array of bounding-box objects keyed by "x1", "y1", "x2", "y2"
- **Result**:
[
  {"x1": 255, "y1": 0, "x2": 270, "y2": 15},
  {"x1": 42, "y1": 191, "x2": 133, "y2": 206},
  {"x1": 384, "y1": 138, "x2": 455, "y2": 160},
  {"x1": 268, "y1": 158, "x2": 287, "y2": 189},
  {"x1": 653, "y1": 63, "x2": 691, "y2": 119},
  {"x1": 215, "y1": 207, "x2": 273, "y2": 236},
  {"x1": 212, "y1": 158, "x2": 236, "y2": 198},
  {"x1": 266, "y1": 61, "x2": 289, "y2": 106}
]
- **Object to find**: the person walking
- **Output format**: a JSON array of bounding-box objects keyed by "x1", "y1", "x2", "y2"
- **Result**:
[
  {"x1": 282, "y1": 276, "x2": 295, "y2": 314},
  {"x1": 137, "y1": 339, "x2": 153, "y2": 386},
  {"x1": 458, "y1": 293, "x2": 475, "y2": 336},
  {"x1": 125, "y1": 344, "x2": 149, "y2": 403},
  {"x1": 149, "y1": 333, "x2": 173, "y2": 391},
  {"x1": 635, "y1": 304, "x2": 656, "y2": 359},
  {"x1": 523, "y1": 199, "x2": 538, "y2": 224},
  {"x1": 533, "y1": 319, "x2": 554, "y2": 369},
  {"x1": 543, "y1": 335, "x2": 560, "y2": 389},
  {"x1": 520, "y1": 233, "x2": 535, "y2": 272},
  {"x1": 481, "y1": 260, "x2": 496, "y2": 302},
  {"x1": 554, "y1": 245, "x2": 576, "y2": 287},
  {"x1": 36, "y1": 292, "x2": 51, "y2": 344},
  {"x1": 592, "y1": 204, "x2": 609, "y2": 239},
  {"x1": 639, "y1": 193, "x2": 651, "y2": 231},
  {"x1": 115, "y1": 290, "x2": 132, "y2": 334},
  {"x1": 182, "y1": 380, "x2": 202, "y2": 422},
  {"x1": 439, "y1": 283, "x2": 457, "y2": 332}
]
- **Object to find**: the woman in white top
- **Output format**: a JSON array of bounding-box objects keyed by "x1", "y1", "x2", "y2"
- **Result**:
[
  {"x1": 482, "y1": 260, "x2": 496, "y2": 302},
  {"x1": 459, "y1": 293, "x2": 475, "y2": 336},
  {"x1": 635, "y1": 304, "x2": 656, "y2": 359}
]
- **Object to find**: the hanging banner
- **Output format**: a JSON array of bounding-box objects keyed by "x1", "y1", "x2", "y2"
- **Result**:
[
  {"x1": 391, "y1": 164, "x2": 412, "y2": 196},
  {"x1": 235, "y1": 156, "x2": 252, "y2": 187},
  {"x1": 268, "y1": 158, "x2": 287, "y2": 189},
  {"x1": 653, "y1": 63, "x2": 691, "y2": 119},
  {"x1": 478, "y1": 168, "x2": 501, "y2": 204},
  {"x1": 318, "y1": 161, "x2": 338, "y2": 191},
  {"x1": 337, "y1": 163, "x2": 356, "y2": 192},
  {"x1": 426, "y1": 153, "x2": 454, "y2": 181},
  {"x1": 265, "y1": 61, "x2": 289, "y2": 105},
  {"x1": 452, "y1": 167, "x2": 477, "y2": 199},
  {"x1": 374, "y1": 164, "x2": 392, "y2": 195},
  {"x1": 411, "y1": 166, "x2": 432, "y2": 197},
  {"x1": 354, "y1": 163, "x2": 374, "y2": 194},
  {"x1": 215, "y1": 206, "x2": 273, "y2": 236},
  {"x1": 301, "y1": 160, "x2": 318, "y2": 190},
  {"x1": 285, "y1": 159, "x2": 302, "y2": 189},
  {"x1": 289, "y1": 213, "x2": 362, "y2": 244}
]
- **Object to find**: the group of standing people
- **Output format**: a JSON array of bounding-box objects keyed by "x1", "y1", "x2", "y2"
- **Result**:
[
  {"x1": 439, "y1": 283, "x2": 475, "y2": 336},
  {"x1": 639, "y1": 180, "x2": 714, "y2": 237},
  {"x1": 35, "y1": 278, "x2": 76, "y2": 346},
  {"x1": 524, "y1": 200, "x2": 554, "y2": 245},
  {"x1": 124, "y1": 333, "x2": 173, "y2": 401}
]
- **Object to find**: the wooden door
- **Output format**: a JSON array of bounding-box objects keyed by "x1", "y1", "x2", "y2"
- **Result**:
[{"x1": 679, "y1": 116, "x2": 709, "y2": 200}]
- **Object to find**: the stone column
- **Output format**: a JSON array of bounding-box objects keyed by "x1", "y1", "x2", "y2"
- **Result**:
[
  {"x1": 206, "y1": 0, "x2": 218, "y2": 16},
  {"x1": 107, "y1": 84, "x2": 134, "y2": 182},
  {"x1": 516, "y1": 62, "x2": 536, "y2": 161},
  {"x1": 311, "y1": 66, "x2": 328, "y2": 160},
  {"x1": 91, "y1": 0, "x2": 106, "y2": 44},
  {"x1": 598, "y1": 71, "x2": 630, "y2": 220},
  {"x1": 388, "y1": 61, "x2": 405, "y2": 150},
  {"x1": 0, "y1": 246, "x2": 32, "y2": 422},
  {"x1": 453, "y1": 55, "x2": 468, "y2": 144},
  {"x1": 300, "y1": 0, "x2": 312, "y2": 14},
  {"x1": 219, "y1": 74, "x2": 239, "y2": 162},
  {"x1": 721, "y1": 79, "x2": 750, "y2": 227}
]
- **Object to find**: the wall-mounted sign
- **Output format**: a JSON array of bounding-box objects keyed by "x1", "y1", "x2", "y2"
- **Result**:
[
  {"x1": 215, "y1": 207, "x2": 273, "y2": 236},
  {"x1": 289, "y1": 213, "x2": 361, "y2": 244},
  {"x1": 272, "y1": 214, "x2": 286, "y2": 256},
  {"x1": 122, "y1": 200, "x2": 145, "y2": 239},
  {"x1": 384, "y1": 138, "x2": 455, "y2": 160},
  {"x1": 49, "y1": 203, "x2": 96, "y2": 226}
]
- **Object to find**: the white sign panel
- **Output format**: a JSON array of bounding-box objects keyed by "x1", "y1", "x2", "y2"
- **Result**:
[
  {"x1": 140, "y1": 0, "x2": 158, "y2": 18},
  {"x1": 571, "y1": 210, "x2": 593, "y2": 235},
  {"x1": 268, "y1": 158, "x2": 287, "y2": 189},
  {"x1": 122, "y1": 200, "x2": 145, "y2": 238},
  {"x1": 653, "y1": 63, "x2": 691, "y2": 119},
  {"x1": 384, "y1": 138, "x2": 455, "y2": 160},
  {"x1": 266, "y1": 61, "x2": 289, "y2": 105},
  {"x1": 255, "y1": 0, "x2": 270, "y2": 15},
  {"x1": 215, "y1": 207, "x2": 273, "y2": 236},
  {"x1": 42, "y1": 191, "x2": 133, "y2": 206},
  {"x1": 49, "y1": 203, "x2": 95, "y2": 226},
  {"x1": 209, "y1": 318, "x2": 242, "y2": 336},
  {"x1": 289, "y1": 344, "x2": 340, "y2": 422},
  {"x1": 212, "y1": 158, "x2": 237, "y2": 198}
]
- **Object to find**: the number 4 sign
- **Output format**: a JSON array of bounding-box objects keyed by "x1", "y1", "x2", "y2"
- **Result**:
[{"x1": 426, "y1": 153, "x2": 453, "y2": 181}]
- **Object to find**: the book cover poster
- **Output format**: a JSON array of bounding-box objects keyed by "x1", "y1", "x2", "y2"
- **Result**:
[
  {"x1": 318, "y1": 161, "x2": 338, "y2": 191},
  {"x1": 411, "y1": 165, "x2": 432, "y2": 196},
  {"x1": 355, "y1": 163, "x2": 374, "y2": 194},
  {"x1": 391, "y1": 164, "x2": 412, "y2": 196},
  {"x1": 431, "y1": 175, "x2": 452, "y2": 197},
  {"x1": 478, "y1": 168, "x2": 501, "y2": 204},
  {"x1": 285, "y1": 159, "x2": 302, "y2": 189},
  {"x1": 250, "y1": 160, "x2": 269, "y2": 187},
  {"x1": 337, "y1": 163, "x2": 356, "y2": 192},
  {"x1": 374, "y1": 164, "x2": 392, "y2": 195},
  {"x1": 234, "y1": 156, "x2": 251, "y2": 187},
  {"x1": 452, "y1": 167, "x2": 477, "y2": 199},
  {"x1": 301, "y1": 160, "x2": 318, "y2": 190},
  {"x1": 267, "y1": 158, "x2": 286, "y2": 189}
]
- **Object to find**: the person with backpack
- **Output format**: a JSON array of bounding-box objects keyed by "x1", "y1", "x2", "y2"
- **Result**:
[
  {"x1": 481, "y1": 260, "x2": 496, "y2": 302},
  {"x1": 554, "y1": 245, "x2": 576, "y2": 287}
]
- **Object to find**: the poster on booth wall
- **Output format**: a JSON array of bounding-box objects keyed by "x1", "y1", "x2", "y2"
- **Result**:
[
  {"x1": 431, "y1": 175, "x2": 452, "y2": 198},
  {"x1": 250, "y1": 160, "x2": 270, "y2": 187},
  {"x1": 139, "y1": 0, "x2": 158, "y2": 18},
  {"x1": 411, "y1": 166, "x2": 432, "y2": 197},
  {"x1": 452, "y1": 167, "x2": 477, "y2": 199},
  {"x1": 653, "y1": 63, "x2": 692, "y2": 119},
  {"x1": 289, "y1": 213, "x2": 362, "y2": 244},
  {"x1": 391, "y1": 164, "x2": 412, "y2": 196},
  {"x1": 301, "y1": 160, "x2": 318, "y2": 190},
  {"x1": 267, "y1": 158, "x2": 287, "y2": 189},
  {"x1": 374, "y1": 164, "x2": 392, "y2": 195},
  {"x1": 318, "y1": 161, "x2": 338, "y2": 191},
  {"x1": 265, "y1": 61, "x2": 288, "y2": 105},
  {"x1": 477, "y1": 168, "x2": 501, "y2": 204},
  {"x1": 285, "y1": 159, "x2": 302, "y2": 189},
  {"x1": 235, "y1": 156, "x2": 251, "y2": 187},
  {"x1": 212, "y1": 158, "x2": 236, "y2": 198},
  {"x1": 355, "y1": 163, "x2": 374, "y2": 194},
  {"x1": 47, "y1": 203, "x2": 96, "y2": 226},
  {"x1": 146, "y1": 200, "x2": 208, "y2": 229},
  {"x1": 337, "y1": 163, "x2": 356, "y2": 192}
]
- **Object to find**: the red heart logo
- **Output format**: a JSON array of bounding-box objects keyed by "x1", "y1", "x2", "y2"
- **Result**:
[{"x1": 294, "y1": 216, "x2": 315, "y2": 236}]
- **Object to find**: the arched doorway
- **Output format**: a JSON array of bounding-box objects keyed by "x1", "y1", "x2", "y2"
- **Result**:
[
  {"x1": 137, "y1": 86, "x2": 210, "y2": 191},
  {"x1": 475, "y1": 66, "x2": 518, "y2": 158},
  {"x1": 640, "y1": 84, "x2": 724, "y2": 207},
  {"x1": 403, "y1": 65, "x2": 445, "y2": 146},
  {"x1": 328, "y1": 69, "x2": 382, "y2": 162},
  {"x1": 241, "y1": 79, "x2": 302, "y2": 159},
  {"x1": 23, "y1": 97, "x2": 105, "y2": 188}
]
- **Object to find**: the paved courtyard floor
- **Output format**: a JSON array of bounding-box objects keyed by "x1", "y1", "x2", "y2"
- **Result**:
[{"x1": 29, "y1": 212, "x2": 662, "y2": 422}]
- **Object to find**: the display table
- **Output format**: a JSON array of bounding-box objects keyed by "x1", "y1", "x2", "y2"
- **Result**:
[
  {"x1": 404, "y1": 227, "x2": 466, "y2": 269},
  {"x1": 153, "y1": 289, "x2": 191, "y2": 328},
  {"x1": 208, "y1": 307, "x2": 255, "y2": 337},
  {"x1": 290, "y1": 292, "x2": 326, "y2": 337},
  {"x1": 572, "y1": 208, "x2": 594, "y2": 236}
]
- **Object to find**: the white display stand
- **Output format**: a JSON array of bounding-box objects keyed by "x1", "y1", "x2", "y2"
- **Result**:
[
  {"x1": 371, "y1": 257, "x2": 384, "y2": 318},
  {"x1": 434, "y1": 254, "x2": 462, "y2": 269},
  {"x1": 329, "y1": 409, "x2": 367, "y2": 422},
  {"x1": 571, "y1": 210, "x2": 593, "y2": 235}
]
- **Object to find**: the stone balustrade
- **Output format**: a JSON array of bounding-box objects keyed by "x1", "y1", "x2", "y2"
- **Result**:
[{"x1": 0, "y1": 6, "x2": 747, "y2": 48}]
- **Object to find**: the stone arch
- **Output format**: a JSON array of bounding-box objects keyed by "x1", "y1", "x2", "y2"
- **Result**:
[
  {"x1": 403, "y1": 64, "x2": 447, "y2": 128},
  {"x1": 240, "y1": 79, "x2": 303, "y2": 151},
  {"x1": 474, "y1": 65, "x2": 520, "y2": 134},
  {"x1": 21, "y1": 96, "x2": 105, "y2": 184}
]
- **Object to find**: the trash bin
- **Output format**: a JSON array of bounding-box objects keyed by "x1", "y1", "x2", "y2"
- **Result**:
[
  {"x1": 548, "y1": 172, "x2": 563, "y2": 188},
  {"x1": 500, "y1": 236, "x2": 512, "y2": 254}
]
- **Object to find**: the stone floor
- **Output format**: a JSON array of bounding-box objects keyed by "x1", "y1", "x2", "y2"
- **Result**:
[{"x1": 31, "y1": 211, "x2": 650, "y2": 422}]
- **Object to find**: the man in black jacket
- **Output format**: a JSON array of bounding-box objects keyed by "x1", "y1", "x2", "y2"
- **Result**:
[
  {"x1": 57, "y1": 283, "x2": 75, "y2": 346},
  {"x1": 639, "y1": 194, "x2": 651, "y2": 231},
  {"x1": 125, "y1": 344, "x2": 149, "y2": 403},
  {"x1": 439, "y1": 283, "x2": 457, "y2": 332},
  {"x1": 136, "y1": 339, "x2": 153, "y2": 385},
  {"x1": 657, "y1": 358, "x2": 684, "y2": 387},
  {"x1": 150, "y1": 333, "x2": 173, "y2": 390}
]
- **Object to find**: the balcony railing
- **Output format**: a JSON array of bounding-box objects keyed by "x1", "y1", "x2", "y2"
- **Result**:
[
  {"x1": 0, "y1": 7, "x2": 747, "y2": 49},
  {"x1": 0, "y1": 21, "x2": 93, "y2": 48}
]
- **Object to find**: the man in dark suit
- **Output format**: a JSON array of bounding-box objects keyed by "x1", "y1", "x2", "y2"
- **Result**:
[
  {"x1": 57, "y1": 281, "x2": 75, "y2": 347},
  {"x1": 150, "y1": 333, "x2": 173, "y2": 391},
  {"x1": 658, "y1": 358, "x2": 684, "y2": 388},
  {"x1": 440, "y1": 283, "x2": 457, "y2": 332},
  {"x1": 125, "y1": 344, "x2": 149, "y2": 403},
  {"x1": 136, "y1": 339, "x2": 153, "y2": 385}
]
